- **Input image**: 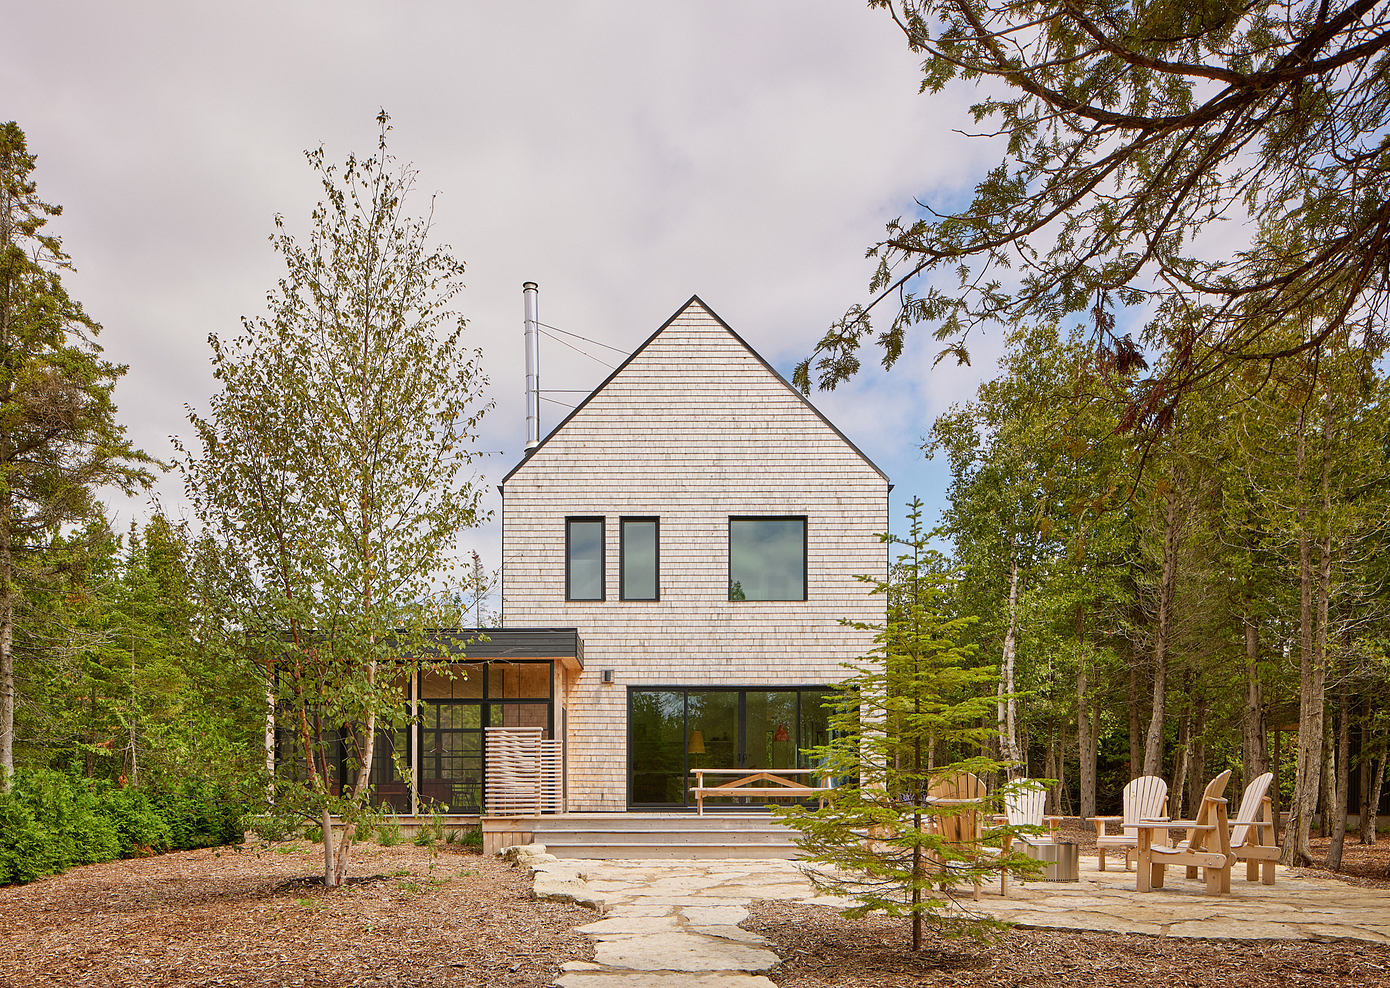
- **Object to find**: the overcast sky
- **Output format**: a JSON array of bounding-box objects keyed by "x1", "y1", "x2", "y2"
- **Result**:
[{"x1": 7, "y1": 1, "x2": 1012, "y2": 590}]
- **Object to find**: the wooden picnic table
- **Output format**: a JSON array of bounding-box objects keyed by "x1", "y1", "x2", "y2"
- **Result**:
[{"x1": 688, "y1": 768, "x2": 833, "y2": 815}]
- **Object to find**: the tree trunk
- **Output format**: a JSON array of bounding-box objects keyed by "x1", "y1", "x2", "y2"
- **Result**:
[
  {"x1": 1242, "y1": 611, "x2": 1268, "y2": 786},
  {"x1": 322, "y1": 807, "x2": 336, "y2": 885},
  {"x1": 1281, "y1": 408, "x2": 1327, "y2": 867},
  {"x1": 1271, "y1": 729, "x2": 1282, "y2": 825},
  {"x1": 1044, "y1": 744, "x2": 1058, "y2": 815},
  {"x1": 1188, "y1": 693, "x2": 1207, "y2": 813},
  {"x1": 1143, "y1": 480, "x2": 1181, "y2": 777},
  {"x1": 997, "y1": 555, "x2": 1022, "y2": 774},
  {"x1": 1057, "y1": 725, "x2": 1070, "y2": 816},
  {"x1": 1326, "y1": 684, "x2": 1352, "y2": 870},
  {"x1": 0, "y1": 154, "x2": 14, "y2": 794},
  {"x1": 1171, "y1": 689, "x2": 1192, "y2": 820},
  {"x1": 1357, "y1": 696, "x2": 1373, "y2": 844},
  {"x1": 1367, "y1": 746, "x2": 1386, "y2": 846},
  {"x1": 1076, "y1": 604, "x2": 1096, "y2": 819},
  {"x1": 1127, "y1": 660, "x2": 1141, "y2": 778}
]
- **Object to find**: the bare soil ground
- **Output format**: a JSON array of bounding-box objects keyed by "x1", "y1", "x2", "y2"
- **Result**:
[{"x1": 0, "y1": 840, "x2": 593, "y2": 988}]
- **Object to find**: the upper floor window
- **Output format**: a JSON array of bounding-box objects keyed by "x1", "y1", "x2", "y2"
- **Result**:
[
  {"x1": 728, "y1": 516, "x2": 806, "y2": 601},
  {"x1": 566, "y1": 517, "x2": 605, "y2": 601},
  {"x1": 620, "y1": 517, "x2": 659, "y2": 601}
]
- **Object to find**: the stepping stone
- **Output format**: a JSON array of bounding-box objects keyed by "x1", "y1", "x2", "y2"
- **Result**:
[
  {"x1": 681, "y1": 905, "x2": 749, "y2": 926},
  {"x1": 592, "y1": 931, "x2": 780, "y2": 972},
  {"x1": 578, "y1": 916, "x2": 683, "y2": 935},
  {"x1": 557, "y1": 974, "x2": 776, "y2": 987}
]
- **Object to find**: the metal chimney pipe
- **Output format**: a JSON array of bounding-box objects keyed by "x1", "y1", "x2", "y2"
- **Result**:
[{"x1": 523, "y1": 281, "x2": 540, "y2": 450}]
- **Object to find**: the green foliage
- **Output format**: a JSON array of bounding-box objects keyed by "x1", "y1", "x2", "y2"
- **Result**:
[
  {"x1": 99, "y1": 786, "x2": 172, "y2": 855},
  {"x1": 778, "y1": 499, "x2": 1034, "y2": 948},
  {"x1": 798, "y1": 3, "x2": 1390, "y2": 430},
  {"x1": 177, "y1": 111, "x2": 491, "y2": 886},
  {"x1": 413, "y1": 805, "x2": 445, "y2": 847},
  {"x1": 245, "y1": 813, "x2": 300, "y2": 843},
  {"x1": 0, "y1": 121, "x2": 155, "y2": 789},
  {"x1": 0, "y1": 770, "x2": 249, "y2": 885},
  {"x1": 375, "y1": 815, "x2": 403, "y2": 847},
  {"x1": 0, "y1": 792, "x2": 51, "y2": 884}
]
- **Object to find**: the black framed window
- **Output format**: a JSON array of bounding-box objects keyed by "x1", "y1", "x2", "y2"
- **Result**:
[
  {"x1": 566, "y1": 517, "x2": 605, "y2": 600},
  {"x1": 728, "y1": 516, "x2": 807, "y2": 601},
  {"x1": 627, "y1": 686, "x2": 833, "y2": 808},
  {"x1": 620, "y1": 517, "x2": 659, "y2": 601}
]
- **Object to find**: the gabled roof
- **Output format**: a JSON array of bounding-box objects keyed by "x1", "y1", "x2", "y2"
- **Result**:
[{"x1": 501, "y1": 295, "x2": 889, "y2": 486}]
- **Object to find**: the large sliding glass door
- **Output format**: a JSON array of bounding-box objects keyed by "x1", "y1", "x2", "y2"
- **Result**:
[{"x1": 628, "y1": 687, "x2": 832, "y2": 808}]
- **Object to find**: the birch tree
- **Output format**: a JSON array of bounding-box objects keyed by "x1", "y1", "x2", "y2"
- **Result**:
[{"x1": 179, "y1": 112, "x2": 491, "y2": 886}]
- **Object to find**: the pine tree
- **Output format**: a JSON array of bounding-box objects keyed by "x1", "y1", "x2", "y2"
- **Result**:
[
  {"x1": 778, "y1": 498, "x2": 1034, "y2": 948},
  {"x1": 0, "y1": 122, "x2": 152, "y2": 789}
]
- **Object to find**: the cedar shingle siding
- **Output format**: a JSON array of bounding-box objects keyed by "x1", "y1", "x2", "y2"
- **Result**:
[{"x1": 501, "y1": 298, "x2": 888, "y2": 811}]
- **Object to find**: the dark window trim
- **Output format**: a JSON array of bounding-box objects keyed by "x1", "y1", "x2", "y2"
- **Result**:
[
  {"x1": 565, "y1": 516, "x2": 606, "y2": 601},
  {"x1": 727, "y1": 515, "x2": 808, "y2": 602},
  {"x1": 619, "y1": 516, "x2": 660, "y2": 601}
]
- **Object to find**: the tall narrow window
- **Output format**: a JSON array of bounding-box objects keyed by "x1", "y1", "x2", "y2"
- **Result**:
[
  {"x1": 620, "y1": 517, "x2": 659, "y2": 601},
  {"x1": 566, "y1": 517, "x2": 604, "y2": 600},
  {"x1": 728, "y1": 516, "x2": 807, "y2": 601}
]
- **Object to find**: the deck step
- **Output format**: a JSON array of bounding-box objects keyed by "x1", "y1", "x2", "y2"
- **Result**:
[{"x1": 532, "y1": 811, "x2": 801, "y2": 860}]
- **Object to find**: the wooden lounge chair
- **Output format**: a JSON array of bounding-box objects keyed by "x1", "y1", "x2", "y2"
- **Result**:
[
  {"x1": 928, "y1": 772, "x2": 988, "y2": 900},
  {"x1": 1088, "y1": 775, "x2": 1168, "y2": 871},
  {"x1": 994, "y1": 779, "x2": 1063, "y2": 894},
  {"x1": 1134, "y1": 769, "x2": 1234, "y2": 894},
  {"x1": 1228, "y1": 771, "x2": 1279, "y2": 885}
]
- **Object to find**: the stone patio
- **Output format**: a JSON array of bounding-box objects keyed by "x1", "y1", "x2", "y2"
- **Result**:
[{"x1": 523, "y1": 849, "x2": 1390, "y2": 985}]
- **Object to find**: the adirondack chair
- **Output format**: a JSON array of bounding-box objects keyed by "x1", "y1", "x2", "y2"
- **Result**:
[
  {"x1": 994, "y1": 779, "x2": 1063, "y2": 894},
  {"x1": 1134, "y1": 769, "x2": 1234, "y2": 894},
  {"x1": 1228, "y1": 771, "x2": 1279, "y2": 885},
  {"x1": 928, "y1": 772, "x2": 988, "y2": 900},
  {"x1": 1088, "y1": 776, "x2": 1169, "y2": 871}
]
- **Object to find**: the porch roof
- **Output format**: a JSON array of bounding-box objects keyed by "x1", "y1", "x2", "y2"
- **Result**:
[{"x1": 425, "y1": 627, "x2": 583, "y2": 670}]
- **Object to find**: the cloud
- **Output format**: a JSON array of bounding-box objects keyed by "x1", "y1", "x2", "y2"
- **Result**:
[{"x1": 7, "y1": 0, "x2": 1007, "y2": 573}]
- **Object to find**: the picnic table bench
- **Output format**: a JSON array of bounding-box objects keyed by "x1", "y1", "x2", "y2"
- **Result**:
[{"x1": 688, "y1": 768, "x2": 833, "y2": 815}]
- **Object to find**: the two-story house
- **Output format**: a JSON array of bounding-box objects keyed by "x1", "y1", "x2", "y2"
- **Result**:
[{"x1": 499, "y1": 295, "x2": 889, "y2": 813}]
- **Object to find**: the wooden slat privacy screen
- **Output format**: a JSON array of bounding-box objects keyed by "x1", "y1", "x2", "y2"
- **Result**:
[{"x1": 484, "y1": 727, "x2": 563, "y2": 815}]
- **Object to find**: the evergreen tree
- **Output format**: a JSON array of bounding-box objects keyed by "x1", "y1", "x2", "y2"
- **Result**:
[
  {"x1": 0, "y1": 122, "x2": 152, "y2": 789},
  {"x1": 778, "y1": 498, "x2": 1033, "y2": 948}
]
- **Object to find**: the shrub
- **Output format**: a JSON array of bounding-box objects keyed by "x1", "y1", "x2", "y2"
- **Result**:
[
  {"x1": 376, "y1": 815, "x2": 403, "y2": 846},
  {"x1": 0, "y1": 771, "x2": 251, "y2": 886},
  {"x1": 0, "y1": 792, "x2": 55, "y2": 884}
]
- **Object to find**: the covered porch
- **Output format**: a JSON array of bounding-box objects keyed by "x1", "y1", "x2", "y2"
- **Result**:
[{"x1": 270, "y1": 628, "x2": 582, "y2": 817}]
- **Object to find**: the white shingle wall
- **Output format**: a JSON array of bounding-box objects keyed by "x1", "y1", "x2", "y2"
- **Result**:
[{"x1": 502, "y1": 301, "x2": 889, "y2": 811}]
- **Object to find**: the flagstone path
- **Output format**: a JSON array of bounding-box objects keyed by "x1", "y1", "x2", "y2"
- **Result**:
[{"x1": 519, "y1": 847, "x2": 1390, "y2": 985}]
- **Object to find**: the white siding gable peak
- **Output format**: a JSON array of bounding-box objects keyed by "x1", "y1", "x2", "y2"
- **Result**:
[{"x1": 501, "y1": 295, "x2": 888, "y2": 486}]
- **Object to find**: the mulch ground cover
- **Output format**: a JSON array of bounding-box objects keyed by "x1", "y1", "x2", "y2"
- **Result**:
[
  {"x1": 744, "y1": 900, "x2": 1390, "y2": 988},
  {"x1": 0, "y1": 839, "x2": 593, "y2": 988},
  {"x1": 747, "y1": 830, "x2": 1390, "y2": 988},
  {"x1": 2, "y1": 829, "x2": 1387, "y2": 988}
]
